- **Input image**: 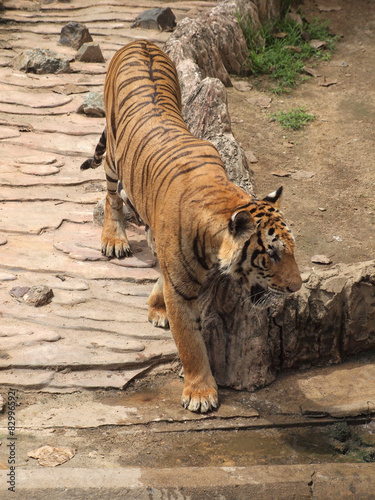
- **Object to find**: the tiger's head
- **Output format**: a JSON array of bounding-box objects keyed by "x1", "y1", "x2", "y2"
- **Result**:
[{"x1": 219, "y1": 187, "x2": 302, "y2": 305}]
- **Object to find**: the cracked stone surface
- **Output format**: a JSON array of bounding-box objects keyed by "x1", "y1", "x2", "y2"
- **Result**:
[{"x1": 0, "y1": 0, "x2": 187, "y2": 392}]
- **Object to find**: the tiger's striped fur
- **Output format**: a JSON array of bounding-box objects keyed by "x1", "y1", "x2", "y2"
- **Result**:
[{"x1": 82, "y1": 40, "x2": 302, "y2": 413}]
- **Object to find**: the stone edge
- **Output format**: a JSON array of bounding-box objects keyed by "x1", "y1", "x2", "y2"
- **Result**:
[{"x1": 2, "y1": 464, "x2": 374, "y2": 498}]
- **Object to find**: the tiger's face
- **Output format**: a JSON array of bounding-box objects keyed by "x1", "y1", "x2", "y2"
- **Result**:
[{"x1": 219, "y1": 187, "x2": 302, "y2": 305}]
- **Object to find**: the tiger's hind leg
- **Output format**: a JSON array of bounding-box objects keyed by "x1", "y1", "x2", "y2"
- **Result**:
[
  {"x1": 147, "y1": 276, "x2": 169, "y2": 329},
  {"x1": 101, "y1": 157, "x2": 132, "y2": 258}
]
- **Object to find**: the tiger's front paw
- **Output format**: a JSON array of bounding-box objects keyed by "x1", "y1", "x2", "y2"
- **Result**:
[
  {"x1": 101, "y1": 237, "x2": 132, "y2": 258},
  {"x1": 181, "y1": 383, "x2": 218, "y2": 413},
  {"x1": 148, "y1": 305, "x2": 169, "y2": 328}
]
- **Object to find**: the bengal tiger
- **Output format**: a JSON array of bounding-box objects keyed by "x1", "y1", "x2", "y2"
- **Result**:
[{"x1": 81, "y1": 40, "x2": 302, "y2": 413}]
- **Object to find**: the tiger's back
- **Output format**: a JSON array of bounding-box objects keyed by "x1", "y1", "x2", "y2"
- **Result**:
[{"x1": 104, "y1": 41, "x2": 225, "y2": 232}]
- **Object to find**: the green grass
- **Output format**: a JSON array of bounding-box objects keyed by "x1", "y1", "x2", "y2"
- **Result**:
[
  {"x1": 239, "y1": 11, "x2": 338, "y2": 93},
  {"x1": 271, "y1": 107, "x2": 316, "y2": 130}
]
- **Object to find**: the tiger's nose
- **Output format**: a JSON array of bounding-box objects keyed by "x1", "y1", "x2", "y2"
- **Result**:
[{"x1": 287, "y1": 279, "x2": 302, "y2": 293}]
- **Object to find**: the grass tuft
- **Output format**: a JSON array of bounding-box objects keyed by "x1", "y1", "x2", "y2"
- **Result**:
[{"x1": 271, "y1": 107, "x2": 316, "y2": 130}]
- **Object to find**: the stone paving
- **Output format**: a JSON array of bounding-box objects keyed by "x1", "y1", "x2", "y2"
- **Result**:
[
  {"x1": 0, "y1": 0, "x2": 219, "y2": 391},
  {"x1": 0, "y1": 0, "x2": 375, "y2": 412}
]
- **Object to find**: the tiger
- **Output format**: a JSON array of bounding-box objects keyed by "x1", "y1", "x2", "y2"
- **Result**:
[{"x1": 81, "y1": 40, "x2": 302, "y2": 413}]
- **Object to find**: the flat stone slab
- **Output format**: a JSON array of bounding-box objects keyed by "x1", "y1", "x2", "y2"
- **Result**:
[
  {"x1": 0, "y1": 126, "x2": 20, "y2": 139},
  {"x1": 0, "y1": 464, "x2": 374, "y2": 500},
  {"x1": 49, "y1": 368, "x2": 151, "y2": 390},
  {"x1": 0, "y1": 379, "x2": 258, "y2": 429},
  {"x1": 4, "y1": 130, "x2": 101, "y2": 156},
  {"x1": 0, "y1": 184, "x2": 103, "y2": 203},
  {"x1": 0, "y1": 369, "x2": 54, "y2": 389},
  {"x1": 253, "y1": 356, "x2": 375, "y2": 418},
  {"x1": 19, "y1": 165, "x2": 60, "y2": 176},
  {"x1": 0, "y1": 85, "x2": 72, "y2": 108},
  {"x1": 0, "y1": 67, "x2": 105, "y2": 89},
  {"x1": 54, "y1": 233, "x2": 156, "y2": 268},
  {"x1": 0, "y1": 341, "x2": 176, "y2": 370},
  {"x1": 0, "y1": 231, "x2": 160, "y2": 280},
  {"x1": 0, "y1": 98, "x2": 78, "y2": 115},
  {"x1": 0, "y1": 272, "x2": 16, "y2": 281},
  {"x1": 14, "y1": 153, "x2": 59, "y2": 165},
  {"x1": 0, "y1": 201, "x2": 92, "y2": 234}
]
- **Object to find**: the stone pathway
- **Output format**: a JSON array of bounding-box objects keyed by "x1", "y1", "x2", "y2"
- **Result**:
[
  {"x1": 0, "y1": 0, "x2": 217, "y2": 391},
  {"x1": 0, "y1": 0, "x2": 374, "y2": 414}
]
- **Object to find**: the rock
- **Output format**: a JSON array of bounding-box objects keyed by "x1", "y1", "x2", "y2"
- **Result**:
[
  {"x1": 318, "y1": 77, "x2": 338, "y2": 87},
  {"x1": 15, "y1": 154, "x2": 57, "y2": 165},
  {"x1": 233, "y1": 81, "x2": 252, "y2": 92},
  {"x1": 21, "y1": 286, "x2": 54, "y2": 307},
  {"x1": 19, "y1": 165, "x2": 60, "y2": 176},
  {"x1": 59, "y1": 22, "x2": 93, "y2": 50},
  {"x1": 176, "y1": 59, "x2": 202, "y2": 107},
  {"x1": 290, "y1": 170, "x2": 315, "y2": 180},
  {"x1": 76, "y1": 43, "x2": 105, "y2": 63},
  {"x1": 182, "y1": 76, "x2": 254, "y2": 195},
  {"x1": 165, "y1": 16, "x2": 245, "y2": 87},
  {"x1": 77, "y1": 92, "x2": 105, "y2": 117},
  {"x1": 10, "y1": 286, "x2": 30, "y2": 300},
  {"x1": 245, "y1": 150, "x2": 258, "y2": 163},
  {"x1": 28, "y1": 445, "x2": 76, "y2": 467},
  {"x1": 0, "y1": 272, "x2": 16, "y2": 281},
  {"x1": 310, "y1": 39, "x2": 327, "y2": 49},
  {"x1": 13, "y1": 49, "x2": 71, "y2": 74},
  {"x1": 200, "y1": 261, "x2": 375, "y2": 390},
  {"x1": 311, "y1": 254, "x2": 332, "y2": 265},
  {"x1": 0, "y1": 235, "x2": 7, "y2": 246},
  {"x1": 131, "y1": 7, "x2": 176, "y2": 32}
]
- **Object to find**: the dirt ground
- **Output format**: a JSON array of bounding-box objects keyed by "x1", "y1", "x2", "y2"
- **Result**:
[{"x1": 228, "y1": 0, "x2": 375, "y2": 272}]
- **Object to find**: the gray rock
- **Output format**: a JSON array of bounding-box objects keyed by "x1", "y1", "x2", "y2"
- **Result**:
[
  {"x1": 59, "y1": 22, "x2": 93, "y2": 50},
  {"x1": 76, "y1": 43, "x2": 105, "y2": 63},
  {"x1": 131, "y1": 7, "x2": 176, "y2": 32},
  {"x1": 0, "y1": 273, "x2": 17, "y2": 282},
  {"x1": 77, "y1": 92, "x2": 105, "y2": 117},
  {"x1": 23, "y1": 286, "x2": 54, "y2": 307},
  {"x1": 10, "y1": 286, "x2": 30, "y2": 300},
  {"x1": 13, "y1": 49, "x2": 71, "y2": 74},
  {"x1": 10, "y1": 285, "x2": 53, "y2": 306},
  {"x1": 182, "y1": 77, "x2": 254, "y2": 194}
]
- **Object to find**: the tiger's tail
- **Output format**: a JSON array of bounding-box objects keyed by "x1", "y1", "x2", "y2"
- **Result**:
[{"x1": 80, "y1": 128, "x2": 107, "y2": 170}]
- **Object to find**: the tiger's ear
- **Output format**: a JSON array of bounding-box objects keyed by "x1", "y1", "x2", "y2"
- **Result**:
[
  {"x1": 229, "y1": 210, "x2": 254, "y2": 237},
  {"x1": 263, "y1": 186, "x2": 283, "y2": 207}
]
